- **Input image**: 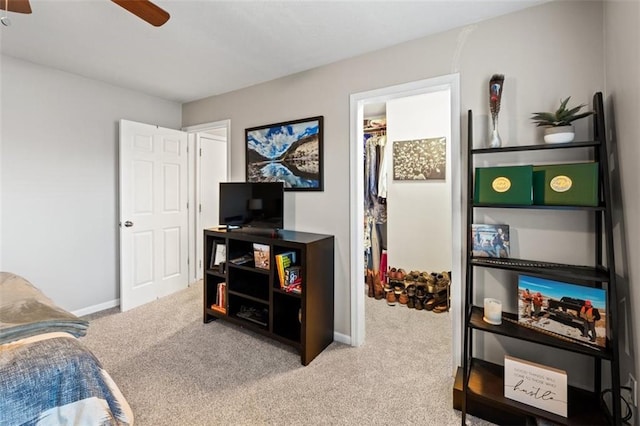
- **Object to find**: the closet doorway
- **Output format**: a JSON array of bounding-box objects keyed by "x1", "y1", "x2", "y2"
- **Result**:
[{"x1": 350, "y1": 74, "x2": 463, "y2": 370}]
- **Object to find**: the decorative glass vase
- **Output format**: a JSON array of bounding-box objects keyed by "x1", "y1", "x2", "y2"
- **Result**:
[{"x1": 489, "y1": 116, "x2": 502, "y2": 148}]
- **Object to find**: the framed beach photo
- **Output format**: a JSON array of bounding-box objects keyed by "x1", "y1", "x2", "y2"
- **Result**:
[
  {"x1": 517, "y1": 275, "x2": 607, "y2": 348},
  {"x1": 245, "y1": 116, "x2": 324, "y2": 191}
]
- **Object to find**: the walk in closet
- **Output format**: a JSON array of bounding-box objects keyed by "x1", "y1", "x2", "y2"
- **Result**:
[{"x1": 362, "y1": 90, "x2": 454, "y2": 312}]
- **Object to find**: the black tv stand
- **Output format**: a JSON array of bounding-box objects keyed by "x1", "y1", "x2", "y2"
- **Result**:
[{"x1": 203, "y1": 228, "x2": 335, "y2": 365}]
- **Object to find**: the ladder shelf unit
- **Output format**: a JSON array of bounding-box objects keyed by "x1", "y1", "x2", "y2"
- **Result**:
[{"x1": 459, "y1": 92, "x2": 621, "y2": 425}]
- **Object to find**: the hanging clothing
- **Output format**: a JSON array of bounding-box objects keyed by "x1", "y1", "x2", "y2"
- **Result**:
[
  {"x1": 363, "y1": 130, "x2": 388, "y2": 273},
  {"x1": 365, "y1": 134, "x2": 379, "y2": 209},
  {"x1": 377, "y1": 135, "x2": 388, "y2": 200}
]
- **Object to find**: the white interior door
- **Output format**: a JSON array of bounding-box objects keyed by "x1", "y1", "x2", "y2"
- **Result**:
[
  {"x1": 195, "y1": 133, "x2": 228, "y2": 280},
  {"x1": 119, "y1": 119, "x2": 189, "y2": 311}
]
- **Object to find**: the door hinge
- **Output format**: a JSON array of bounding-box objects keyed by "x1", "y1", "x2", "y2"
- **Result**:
[
  {"x1": 199, "y1": 260, "x2": 202, "y2": 269},
  {"x1": 199, "y1": 148, "x2": 202, "y2": 157},
  {"x1": 187, "y1": 258, "x2": 190, "y2": 266},
  {"x1": 187, "y1": 202, "x2": 189, "y2": 210},
  {"x1": 199, "y1": 204, "x2": 202, "y2": 213},
  {"x1": 186, "y1": 145, "x2": 189, "y2": 154}
]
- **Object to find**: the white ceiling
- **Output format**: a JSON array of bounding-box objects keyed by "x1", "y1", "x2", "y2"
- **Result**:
[{"x1": 0, "y1": 0, "x2": 546, "y2": 103}]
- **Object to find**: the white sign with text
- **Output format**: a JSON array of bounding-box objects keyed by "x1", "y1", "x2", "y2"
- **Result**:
[{"x1": 504, "y1": 355, "x2": 568, "y2": 417}]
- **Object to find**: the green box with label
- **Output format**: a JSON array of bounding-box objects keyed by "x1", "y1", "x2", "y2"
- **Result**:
[
  {"x1": 474, "y1": 165, "x2": 533, "y2": 205},
  {"x1": 532, "y1": 162, "x2": 599, "y2": 206}
]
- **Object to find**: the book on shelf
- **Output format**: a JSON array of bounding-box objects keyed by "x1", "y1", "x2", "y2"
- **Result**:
[
  {"x1": 212, "y1": 282, "x2": 226, "y2": 314},
  {"x1": 253, "y1": 243, "x2": 270, "y2": 269},
  {"x1": 275, "y1": 251, "x2": 297, "y2": 288},
  {"x1": 284, "y1": 282, "x2": 302, "y2": 294},
  {"x1": 211, "y1": 304, "x2": 226, "y2": 314},
  {"x1": 285, "y1": 266, "x2": 302, "y2": 286}
]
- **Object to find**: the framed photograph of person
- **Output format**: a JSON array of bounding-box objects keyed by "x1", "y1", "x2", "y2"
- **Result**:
[
  {"x1": 245, "y1": 116, "x2": 324, "y2": 191},
  {"x1": 517, "y1": 275, "x2": 607, "y2": 348},
  {"x1": 471, "y1": 224, "x2": 510, "y2": 258},
  {"x1": 253, "y1": 243, "x2": 270, "y2": 270},
  {"x1": 210, "y1": 242, "x2": 226, "y2": 269}
]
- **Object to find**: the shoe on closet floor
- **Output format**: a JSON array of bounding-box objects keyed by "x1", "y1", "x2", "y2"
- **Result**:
[
  {"x1": 414, "y1": 298, "x2": 424, "y2": 310},
  {"x1": 425, "y1": 290, "x2": 448, "y2": 311},
  {"x1": 386, "y1": 290, "x2": 396, "y2": 306},
  {"x1": 433, "y1": 302, "x2": 449, "y2": 313},
  {"x1": 406, "y1": 284, "x2": 416, "y2": 297},
  {"x1": 366, "y1": 270, "x2": 375, "y2": 298}
]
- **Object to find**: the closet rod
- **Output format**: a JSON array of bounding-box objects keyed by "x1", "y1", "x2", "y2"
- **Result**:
[{"x1": 363, "y1": 127, "x2": 386, "y2": 133}]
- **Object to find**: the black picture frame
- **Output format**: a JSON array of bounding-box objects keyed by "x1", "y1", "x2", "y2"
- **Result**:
[
  {"x1": 245, "y1": 116, "x2": 324, "y2": 191},
  {"x1": 210, "y1": 242, "x2": 226, "y2": 268}
]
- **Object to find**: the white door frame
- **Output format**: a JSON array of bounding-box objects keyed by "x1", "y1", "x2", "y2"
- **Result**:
[
  {"x1": 349, "y1": 74, "x2": 463, "y2": 370},
  {"x1": 182, "y1": 119, "x2": 231, "y2": 284}
]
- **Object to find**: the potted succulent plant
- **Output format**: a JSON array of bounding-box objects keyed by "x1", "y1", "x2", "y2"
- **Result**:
[{"x1": 531, "y1": 97, "x2": 594, "y2": 143}]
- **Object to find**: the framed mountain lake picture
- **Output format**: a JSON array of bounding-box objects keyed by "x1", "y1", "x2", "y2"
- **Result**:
[{"x1": 245, "y1": 116, "x2": 324, "y2": 191}]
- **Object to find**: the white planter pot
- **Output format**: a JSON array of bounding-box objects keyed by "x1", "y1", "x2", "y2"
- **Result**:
[{"x1": 544, "y1": 125, "x2": 575, "y2": 144}]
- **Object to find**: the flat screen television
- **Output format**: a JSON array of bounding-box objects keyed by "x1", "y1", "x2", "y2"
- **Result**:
[{"x1": 219, "y1": 182, "x2": 284, "y2": 230}]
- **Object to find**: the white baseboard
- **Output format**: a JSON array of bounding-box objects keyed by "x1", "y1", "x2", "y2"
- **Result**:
[
  {"x1": 333, "y1": 331, "x2": 351, "y2": 345},
  {"x1": 72, "y1": 299, "x2": 119, "y2": 317}
]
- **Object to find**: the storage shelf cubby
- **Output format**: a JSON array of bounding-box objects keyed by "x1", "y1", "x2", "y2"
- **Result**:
[
  {"x1": 273, "y1": 292, "x2": 302, "y2": 343},
  {"x1": 227, "y1": 267, "x2": 269, "y2": 301}
]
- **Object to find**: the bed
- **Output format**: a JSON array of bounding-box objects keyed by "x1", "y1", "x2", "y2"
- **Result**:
[{"x1": 0, "y1": 272, "x2": 133, "y2": 425}]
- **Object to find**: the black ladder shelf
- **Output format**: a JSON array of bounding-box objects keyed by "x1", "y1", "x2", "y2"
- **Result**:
[{"x1": 459, "y1": 92, "x2": 622, "y2": 425}]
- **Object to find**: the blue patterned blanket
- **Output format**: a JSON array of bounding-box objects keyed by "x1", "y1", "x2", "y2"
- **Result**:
[
  {"x1": 0, "y1": 332, "x2": 133, "y2": 425},
  {"x1": 0, "y1": 273, "x2": 133, "y2": 425}
]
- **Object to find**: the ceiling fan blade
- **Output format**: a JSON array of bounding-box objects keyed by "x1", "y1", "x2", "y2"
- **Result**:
[
  {"x1": 0, "y1": 0, "x2": 32, "y2": 14},
  {"x1": 111, "y1": 0, "x2": 170, "y2": 27}
]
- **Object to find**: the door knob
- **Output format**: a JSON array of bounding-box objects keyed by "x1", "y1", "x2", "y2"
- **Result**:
[{"x1": 124, "y1": 221, "x2": 133, "y2": 227}]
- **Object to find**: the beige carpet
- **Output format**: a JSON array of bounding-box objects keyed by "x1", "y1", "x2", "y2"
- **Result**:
[{"x1": 81, "y1": 282, "x2": 495, "y2": 425}]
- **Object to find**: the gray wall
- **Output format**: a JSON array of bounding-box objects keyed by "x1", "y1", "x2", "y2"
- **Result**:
[
  {"x1": 182, "y1": 1, "x2": 605, "y2": 343},
  {"x1": 605, "y1": 0, "x2": 640, "y2": 421},
  {"x1": 0, "y1": 56, "x2": 182, "y2": 313}
]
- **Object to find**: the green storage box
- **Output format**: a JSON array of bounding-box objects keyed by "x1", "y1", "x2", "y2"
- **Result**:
[
  {"x1": 533, "y1": 162, "x2": 599, "y2": 206},
  {"x1": 474, "y1": 165, "x2": 533, "y2": 205}
]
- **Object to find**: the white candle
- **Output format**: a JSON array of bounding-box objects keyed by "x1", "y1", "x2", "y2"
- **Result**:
[{"x1": 483, "y1": 298, "x2": 502, "y2": 325}]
